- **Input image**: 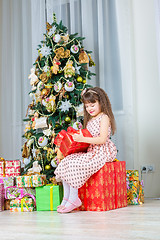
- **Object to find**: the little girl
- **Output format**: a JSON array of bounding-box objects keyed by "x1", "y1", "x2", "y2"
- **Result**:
[{"x1": 54, "y1": 87, "x2": 117, "y2": 213}]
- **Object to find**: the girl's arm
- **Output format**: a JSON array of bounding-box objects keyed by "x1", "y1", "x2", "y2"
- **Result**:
[{"x1": 73, "y1": 115, "x2": 110, "y2": 144}]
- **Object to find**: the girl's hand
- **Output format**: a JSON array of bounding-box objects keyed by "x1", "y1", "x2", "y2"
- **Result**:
[{"x1": 72, "y1": 130, "x2": 84, "y2": 142}]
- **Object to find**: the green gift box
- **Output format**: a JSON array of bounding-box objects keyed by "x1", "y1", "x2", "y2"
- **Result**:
[{"x1": 36, "y1": 185, "x2": 63, "y2": 211}]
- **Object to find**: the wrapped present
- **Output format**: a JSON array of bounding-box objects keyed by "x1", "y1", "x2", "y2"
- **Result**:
[
  {"x1": 5, "y1": 186, "x2": 36, "y2": 200},
  {"x1": 78, "y1": 162, "x2": 116, "y2": 211},
  {"x1": 78, "y1": 161, "x2": 127, "y2": 211},
  {"x1": 15, "y1": 174, "x2": 46, "y2": 188},
  {"x1": 58, "y1": 127, "x2": 92, "y2": 157},
  {"x1": 0, "y1": 183, "x2": 4, "y2": 211},
  {"x1": 36, "y1": 185, "x2": 63, "y2": 211},
  {"x1": 126, "y1": 170, "x2": 144, "y2": 205},
  {"x1": 138, "y1": 180, "x2": 144, "y2": 204},
  {"x1": 114, "y1": 161, "x2": 127, "y2": 208},
  {"x1": 0, "y1": 158, "x2": 21, "y2": 177},
  {"x1": 0, "y1": 176, "x2": 14, "y2": 188},
  {"x1": 10, "y1": 194, "x2": 36, "y2": 212},
  {"x1": 54, "y1": 130, "x2": 67, "y2": 147}
]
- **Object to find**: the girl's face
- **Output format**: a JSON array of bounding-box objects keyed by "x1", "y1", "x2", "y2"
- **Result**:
[{"x1": 85, "y1": 101, "x2": 101, "y2": 117}]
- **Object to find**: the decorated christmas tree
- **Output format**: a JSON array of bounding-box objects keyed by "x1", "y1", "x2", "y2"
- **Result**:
[{"x1": 22, "y1": 13, "x2": 95, "y2": 181}]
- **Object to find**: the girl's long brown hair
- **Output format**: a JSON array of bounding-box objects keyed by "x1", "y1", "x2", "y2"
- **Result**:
[{"x1": 81, "y1": 87, "x2": 116, "y2": 135}]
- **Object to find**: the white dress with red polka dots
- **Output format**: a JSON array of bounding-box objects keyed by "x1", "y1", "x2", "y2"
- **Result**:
[{"x1": 54, "y1": 114, "x2": 117, "y2": 189}]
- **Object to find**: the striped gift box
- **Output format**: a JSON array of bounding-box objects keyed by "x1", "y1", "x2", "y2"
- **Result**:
[{"x1": 0, "y1": 183, "x2": 4, "y2": 211}]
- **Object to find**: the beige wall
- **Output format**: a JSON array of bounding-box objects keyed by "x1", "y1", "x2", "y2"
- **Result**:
[{"x1": 132, "y1": 0, "x2": 160, "y2": 197}]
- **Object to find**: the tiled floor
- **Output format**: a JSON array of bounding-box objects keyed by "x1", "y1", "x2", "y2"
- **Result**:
[{"x1": 0, "y1": 199, "x2": 160, "y2": 240}]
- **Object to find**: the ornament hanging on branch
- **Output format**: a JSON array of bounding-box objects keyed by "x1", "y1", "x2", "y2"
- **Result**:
[
  {"x1": 38, "y1": 136, "x2": 48, "y2": 147},
  {"x1": 64, "y1": 60, "x2": 75, "y2": 78},
  {"x1": 64, "y1": 81, "x2": 75, "y2": 92},
  {"x1": 59, "y1": 99, "x2": 72, "y2": 112}
]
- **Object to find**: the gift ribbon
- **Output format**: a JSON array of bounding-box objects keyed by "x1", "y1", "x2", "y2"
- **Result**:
[
  {"x1": 21, "y1": 197, "x2": 29, "y2": 212},
  {"x1": 20, "y1": 193, "x2": 36, "y2": 211},
  {"x1": 5, "y1": 186, "x2": 24, "y2": 199},
  {"x1": 50, "y1": 185, "x2": 53, "y2": 211}
]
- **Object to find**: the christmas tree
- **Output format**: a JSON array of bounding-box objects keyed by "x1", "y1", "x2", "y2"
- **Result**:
[{"x1": 22, "y1": 13, "x2": 95, "y2": 181}]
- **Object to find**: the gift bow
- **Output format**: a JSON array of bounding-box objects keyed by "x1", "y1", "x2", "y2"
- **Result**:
[{"x1": 5, "y1": 186, "x2": 24, "y2": 199}]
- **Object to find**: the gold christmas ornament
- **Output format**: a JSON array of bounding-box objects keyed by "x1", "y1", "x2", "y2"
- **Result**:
[
  {"x1": 46, "y1": 22, "x2": 52, "y2": 33},
  {"x1": 60, "y1": 34, "x2": 69, "y2": 44},
  {"x1": 82, "y1": 79, "x2": 87, "y2": 84},
  {"x1": 22, "y1": 142, "x2": 30, "y2": 158},
  {"x1": 79, "y1": 48, "x2": 89, "y2": 64},
  {"x1": 64, "y1": 60, "x2": 75, "y2": 78},
  {"x1": 45, "y1": 165, "x2": 51, "y2": 170},
  {"x1": 55, "y1": 123, "x2": 61, "y2": 129},
  {"x1": 65, "y1": 116, "x2": 71, "y2": 123},
  {"x1": 41, "y1": 88, "x2": 50, "y2": 98},
  {"x1": 39, "y1": 72, "x2": 51, "y2": 83},
  {"x1": 54, "y1": 47, "x2": 70, "y2": 60},
  {"x1": 47, "y1": 148, "x2": 55, "y2": 161},
  {"x1": 51, "y1": 57, "x2": 61, "y2": 74},
  {"x1": 76, "y1": 76, "x2": 83, "y2": 83},
  {"x1": 24, "y1": 132, "x2": 32, "y2": 139},
  {"x1": 88, "y1": 53, "x2": 95, "y2": 67}
]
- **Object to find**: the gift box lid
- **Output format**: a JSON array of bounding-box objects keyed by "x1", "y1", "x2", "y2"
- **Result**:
[{"x1": 60, "y1": 127, "x2": 92, "y2": 157}]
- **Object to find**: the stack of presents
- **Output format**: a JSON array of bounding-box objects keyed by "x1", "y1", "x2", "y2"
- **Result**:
[{"x1": 0, "y1": 127, "x2": 144, "y2": 212}]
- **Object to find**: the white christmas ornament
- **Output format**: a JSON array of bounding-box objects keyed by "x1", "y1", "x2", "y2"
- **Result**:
[
  {"x1": 53, "y1": 34, "x2": 61, "y2": 43},
  {"x1": 48, "y1": 26, "x2": 56, "y2": 36},
  {"x1": 51, "y1": 159, "x2": 57, "y2": 168},
  {"x1": 43, "y1": 125, "x2": 52, "y2": 137},
  {"x1": 54, "y1": 81, "x2": 62, "y2": 92},
  {"x1": 75, "y1": 104, "x2": 84, "y2": 117},
  {"x1": 38, "y1": 136, "x2": 48, "y2": 147},
  {"x1": 35, "y1": 117, "x2": 48, "y2": 129},
  {"x1": 59, "y1": 100, "x2": 72, "y2": 112},
  {"x1": 75, "y1": 63, "x2": 81, "y2": 75},
  {"x1": 64, "y1": 81, "x2": 75, "y2": 92},
  {"x1": 40, "y1": 46, "x2": 52, "y2": 57},
  {"x1": 70, "y1": 45, "x2": 79, "y2": 54},
  {"x1": 28, "y1": 68, "x2": 39, "y2": 90}
]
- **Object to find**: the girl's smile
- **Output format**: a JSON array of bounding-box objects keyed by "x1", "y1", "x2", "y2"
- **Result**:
[{"x1": 85, "y1": 101, "x2": 101, "y2": 117}]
